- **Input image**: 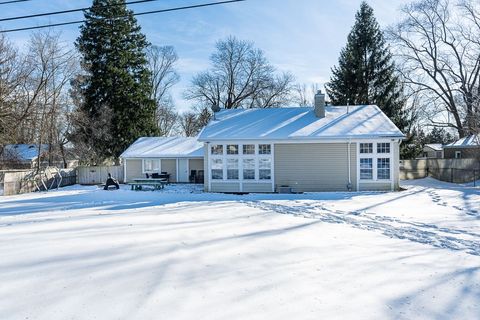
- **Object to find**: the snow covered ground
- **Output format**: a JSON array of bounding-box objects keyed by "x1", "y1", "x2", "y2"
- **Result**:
[{"x1": 0, "y1": 178, "x2": 479, "y2": 320}]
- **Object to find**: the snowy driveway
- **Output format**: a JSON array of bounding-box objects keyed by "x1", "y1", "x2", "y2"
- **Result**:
[{"x1": 0, "y1": 179, "x2": 479, "y2": 319}]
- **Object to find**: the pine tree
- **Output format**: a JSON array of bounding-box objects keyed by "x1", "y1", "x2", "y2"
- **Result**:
[
  {"x1": 326, "y1": 2, "x2": 407, "y2": 131},
  {"x1": 74, "y1": 0, "x2": 157, "y2": 161}
]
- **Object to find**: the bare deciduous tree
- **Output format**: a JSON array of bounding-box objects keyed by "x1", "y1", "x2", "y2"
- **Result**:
[
  {"x1": 146, "y1": 45, "x2": 180, "y2": 134},
  {"x1": 184, "y1": 36, "x2": 295, "y2": 110},
  {"x1": 178, "y1": 107, "x2": 211, "y2": 137},
  {"x1": 387, "y1": 0, "x2": 480, "y2": 137}
]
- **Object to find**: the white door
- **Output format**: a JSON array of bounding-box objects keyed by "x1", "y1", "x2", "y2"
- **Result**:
[{"x1": 178, "y1": 159, "x2": 189, "y2": 182}]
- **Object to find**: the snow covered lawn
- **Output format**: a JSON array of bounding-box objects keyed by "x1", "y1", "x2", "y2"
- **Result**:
[{"x1": 0, "y1": 178, "x2": 479, "y2": 319}]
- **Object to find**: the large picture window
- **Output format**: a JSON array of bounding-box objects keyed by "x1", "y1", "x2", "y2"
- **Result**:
[
  {"x1": 227, "y1": 159, "x2": 239, "y2": 179},
  {"x1": 209, "y1": 144, "x2": 272, "y2": 182},
  {"x1": 359, "y1": 142, "x2": 392, "y2": 181},
  {"x1": 360, "y1": 158, "x2": 373, "y2": 180},
  {"x1": 211, "y1": 158, "x2": 223, "y2": 180},
  {"x1": 144, "y1": 159, "x2": 160, "y2": 172}
]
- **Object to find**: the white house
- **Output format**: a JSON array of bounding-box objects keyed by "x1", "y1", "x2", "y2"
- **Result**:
[
  {"x1": 422, "y1": 144, "x2": 444, "y2": 158},
  {"x1": 197, "y1": 91, "x2": 405, "y2": 193},
  {"x1": 121, "y1": 137, "x2": 204, "y2": 183}
]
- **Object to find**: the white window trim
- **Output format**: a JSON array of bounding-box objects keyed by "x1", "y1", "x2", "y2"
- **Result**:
[
  {"x1": 142, "y1": 158, "x2": 161, "y2": 174},
  {"x1": 208, "y1": 143, "x2": 274, "y2": 192},
  {"x1": 356, "y1": 141, "x2": 393, "y2": 184}
]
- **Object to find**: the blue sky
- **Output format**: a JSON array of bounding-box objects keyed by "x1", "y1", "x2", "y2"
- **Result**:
[{"x1": 2, "y1": 0, "x2": 410, "y2": 112}]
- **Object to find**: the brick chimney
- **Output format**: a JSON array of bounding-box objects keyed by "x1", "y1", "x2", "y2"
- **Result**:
[{"x1": 314, "y1": 90, "x2": 325, "y2": 118}]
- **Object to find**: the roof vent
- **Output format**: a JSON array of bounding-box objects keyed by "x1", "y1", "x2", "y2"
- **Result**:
[{"x1": 314, "y1": 90, "x2": 325, "y2": 118}]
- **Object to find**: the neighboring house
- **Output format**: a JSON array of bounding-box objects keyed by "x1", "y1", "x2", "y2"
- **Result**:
[
  {"x1": 120, "y1": 137, "x2": 204, "y2": 183},
  {"x1": 197, "y1": 91, "x2": 405, "y2": 193},
  {"x1": 444, "y1": 134, "x2": 480, "y2": 159},
  {"x1": 0, "y1": 144, "x2": 49, "y2": 169},
  {"x1": 422, "y1": 144, "x2": 444, "y2": 159}
]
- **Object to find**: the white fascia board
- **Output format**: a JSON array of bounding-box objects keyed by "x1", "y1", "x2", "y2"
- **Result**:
[{"x1": 198, "y1": 137, "x2": 403, "y2": 144}]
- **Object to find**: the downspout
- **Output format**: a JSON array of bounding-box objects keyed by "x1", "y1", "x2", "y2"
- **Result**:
[{"x1": 347, "y1": 139, "x2": 352, "y2": 191}]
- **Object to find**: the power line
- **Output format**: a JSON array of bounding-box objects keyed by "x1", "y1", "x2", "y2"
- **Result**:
[
  {"x1": 0, "y1": 0, "x2": 246, "y2": 33},
  {"x1": 0, "y1": 0, "x2": 30, "y2": 5},
  {"x1": 0, "y1": 0, "x2": 160, "y2": 22}
]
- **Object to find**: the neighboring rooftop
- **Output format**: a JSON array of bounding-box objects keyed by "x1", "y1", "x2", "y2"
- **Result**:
[
  {"x1": 424, "y1": 143, "x2": 443, "y2": 151},
  {"x1": 445, "y1": 134, "x2": 480, "y2": 148},
  {"x1": 120, "y1": 137, "x2": 204, "y2": 158},
  {"x1": 1, "y1": 144, "x2": 49, "y2": 161},
  {"x1": 198, "y1": 105, "x2": 405, "y2": 141}
]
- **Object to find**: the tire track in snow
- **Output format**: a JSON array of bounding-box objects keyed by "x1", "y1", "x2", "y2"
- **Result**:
[{"x1": 243, "y1": 201, "x2": 480, "y2": 256}]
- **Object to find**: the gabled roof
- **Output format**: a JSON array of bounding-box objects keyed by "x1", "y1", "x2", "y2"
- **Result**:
[
  {"x1": 444, "y1": 134, "x2": 480, "y2": 148},
  {"x1": 1, "y1": 144, "x2": 49, "y2": 161},
  {"x1": 424, "y1": 143, "x2": 443, "y2": 151},
  {"x1": 120, "y1": 137, "x2": 204, "y2": 158},
  {"x1": 198, "y1": 105, "x2": 405, "y2": 141}
]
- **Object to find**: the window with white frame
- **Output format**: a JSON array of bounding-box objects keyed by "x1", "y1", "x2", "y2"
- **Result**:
[
  {"x1": 259, "y1": 144, "x2": 271, "y2": 155},
  {"x1": 227, "y1": 159, "x2": 239, "y2": 179},
  {"x1": 359, "y1": 142, "x2": 392, "y2": 181},
  {"x1": 144, "y1": 159, "x2": 160, "y2": 172},
  {"x1": 377, "y1": 158, "x2": 390, "y2": 179},
  {"x1": 243, "y1": 144, "x2": 255, "y2": 155},
  {"x1": 211, "y1": 145, "x2": 223, "y2": 155},
  {"x1": 227, "y1": 144, "x2": 239, "y2": 155},
  {"x1": 209, "y1": 144, "x2": 272, "y2": 182},
  {"x1": 259, "y1": 158, "x2": 272, "y2": 180},
  {"x1": 360, "y1": 158, "x2": 373, "y2": 179},
  {"x1": 360, "y1": 143, "x2": 373, "y2": 154},
  {"x1": 455, "y1": 151, "x2": 462, "y2": 159},
  {"x1": 377, "y1": 143, "x2": 390, "y2": 153},
  {"x1": 211, "y1": 158, "x2": 223, "y2": 179},
  {"x1": 243, "y1": 159, "x2": 255, "y2": 179}
]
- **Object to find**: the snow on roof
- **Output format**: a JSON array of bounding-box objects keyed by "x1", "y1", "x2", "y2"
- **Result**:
[
  {"x1": 444, "y1": 134, "x2": 480, "y2": 148},
  {"x1": 424, "y1": 144, "x2": 443, "y2": 151},
  {"x1": 198, "y1": 105, "x2": 405, "y2": 141},
  {"x1": 120, "y1": 137, "x2": 204, "y2": 158},
  {"x1": 2, "y1": 144, "x2": 49, "y2": 161}
]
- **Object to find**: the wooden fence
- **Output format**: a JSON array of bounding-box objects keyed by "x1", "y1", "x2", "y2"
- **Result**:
[
  {"x1": 77, "y1": 165, "x2": 123, "y2": 185},
  {"x1": 401, "y1": 159, "x2": 480, "y2": 183}
]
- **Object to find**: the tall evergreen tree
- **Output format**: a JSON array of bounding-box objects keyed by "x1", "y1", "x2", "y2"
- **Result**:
[
  {"x1": 326, "y1": 2, "x2": 407, "y2": 131},
  {"x1": 74, "y1": 0, "x2": 157, "y2": 161}
]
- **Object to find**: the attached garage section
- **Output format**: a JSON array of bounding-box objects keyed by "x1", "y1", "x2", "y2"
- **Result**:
[{"x1": 275, "y1": 143, "x2": 357, "y2": 192}]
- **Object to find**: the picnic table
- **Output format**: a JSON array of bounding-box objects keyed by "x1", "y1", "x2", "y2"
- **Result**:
[{"x1": 128, "y1": 178, "x2": 167, "y2": 191}]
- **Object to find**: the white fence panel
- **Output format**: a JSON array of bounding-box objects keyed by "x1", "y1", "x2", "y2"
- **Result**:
[{"x1": 77, "y1": 166, "x2": 123, "y2": 185}]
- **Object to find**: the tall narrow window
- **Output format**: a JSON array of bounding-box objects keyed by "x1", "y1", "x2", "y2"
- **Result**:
[
  {"x1": 259, "y1": 144, "x2": 271, "y2": 155},
  {"x1": 360, "y1": 158, "x2": 373, "y2": 180},
  {"x1": 226, "y1": 159, "x2": 239, "y2": 180},
  {"x1": 259, "y1": 158, "x2": 271, "y2": 180},
  {"x1": 211, "y1": 158, "x2": 223, "y2": 180},
  {"x1": 211, "y1": 145, "x2": 223, "y2": 155},
  {"x1": 243, "y1": 159, "x2": 255, "y2": 180},
  {"x1": 377, "y1": 158, "x2": 390, "y2": 180}
]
